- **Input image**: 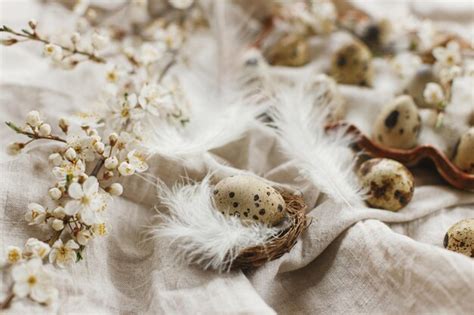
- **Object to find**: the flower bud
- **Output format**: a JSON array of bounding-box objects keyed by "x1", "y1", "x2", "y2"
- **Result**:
[
  {"x1": 103, "y1": 171, "x2": 114, "y2": 180},
  {"x1": 26, "y1": 110, "x2": 42, "y2": 127},
  {"x1": 118, "y1": 162, "x2": 135, "y2": 176},
  {"x1": 109, "y1": 132, "x2": 118, "y2": 145},
  {"x1": 71, "y1": 32, "x2": 81, "y2": 45},
  {"x1": 93, "y1": 141, "x2": 105, "y2": 154},
  {"x1": 51, "y1": 219, "x2": 65, "y2": 231},
  {"x1": 104, "y1": 156, "x2": 118, "y2": 170},
  {"x1": 59, "y1": 118, "x2": 69, "y2": 134},
  {"x1": 52, "y1": 206, "x2": 66, "y2": 219},
  {"x1": 107, "y1": 183, "x2": 123, "y2": 196},
  {"x1": 91, "y1": 32, "x2": 109, "y2": 50},
  {"x1": 48, "y1": 187, "x2": 62, "y2": 200},
  {"x1": 1, "y1": 38, "x2": 18, "y2": 46},
  {"x1": 23, "y1": 125, "x2": 34, "y2": 133},
  {"x1": 65, "y1": 147, "x2": 77, "y2": 161},
  {"x1": 7, "y1": 142, "x2": 24, "y2": 155},
  {"x1": 38, "y1": 123, "x2": 52, "y2": 137},
  {"x1": 28, "y1": 19, "x2": 37, "y2": 30}
]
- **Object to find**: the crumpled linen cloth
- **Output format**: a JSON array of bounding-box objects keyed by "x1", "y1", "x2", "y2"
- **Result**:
[{"x1": 1, "y1": 1, "x2": 474, "y2": 314}]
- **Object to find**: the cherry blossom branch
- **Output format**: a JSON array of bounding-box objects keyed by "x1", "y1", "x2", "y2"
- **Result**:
[
  {"x1": 6, "y1": 121, "x2": 67, "y2": 143},
  {"x1": 0, "y1": 25, "x2": 105, "y2": 63}
]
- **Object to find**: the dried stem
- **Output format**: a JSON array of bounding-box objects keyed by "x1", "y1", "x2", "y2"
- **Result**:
[
  {"x1": 0, "y1": 25, "x2": 105, "y2": 63},
  {"x1": 0, "y1": 286, "x2": 14, "y2": 310},
  {"x1": 5, "y1": 121, "x2": 67, "y2": 143}
]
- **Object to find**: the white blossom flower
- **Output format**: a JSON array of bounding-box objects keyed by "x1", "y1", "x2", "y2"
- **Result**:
[
  {"x1": 12, "y1": 258, "x2": 58, "y2": 304},
  {"x1": 433, "y1": 41, "x2": 461, "y2": 68},
  {"x1": 48, "y1": 187, "x2": 62, "y2": 200},
  {"x1": 6, "y1": 246, "x2": 22, "y2": 264},
  {"x1": 391, "y1": 52, "x2": 422, "y2": 79},
  {"x1": 49, "y1": 239, "x2": 79, "y2": 268},
  {"x1": 423, "y1": 82, "x2": 445, "y2": 106},
  {"x1": 38, "y1": 123, "x2": 51, "y2": 137},
  {"x1": 138, "y1": 84, "x2": 174, "y2": 116},
  {"x1": 52, "y1": 159, "x2": 86, "y2": 187},
  {"x1": 139, "y1": 43, "x2": 165, "y2": 65},
  {"x1": 155, "y1": 24, "x2": 184, "y2": 50},
  {"x1": 76, "y1": 229, "x2": 93, "y2": 245},
  {"x1": 65, "y1": 176, "x2": 105, "y2": 225},
  {"x1": 43, "y1": 44, "x2": 63, "y2": 61},
  {"x1": 67, "y1": 136, "x2": 96, "y2": 162},
  {"x1": 127, "y1": 150, "x2": 148, "y2": 172},
  {"x1": 24, "y1": 238, "x2": 51, "y2": 259},
  {"x1": 108, "y1": 94, "x2": 141, "y2": 128},
  {"x1": 26, "y1": 110, "x2": 42, "y2": 127},
  {"x1": 118, "y1": 161, "x2": 135, "y2": 176},
  {"x1": 168, "y1": 0, "x2": 194, "y2": 10},
  {"x1": 25, "y1": 203, "x2": 47, "y2": 225},
  {"x1": 439, "y1": 65, "x2": 462, "y2": 85}
]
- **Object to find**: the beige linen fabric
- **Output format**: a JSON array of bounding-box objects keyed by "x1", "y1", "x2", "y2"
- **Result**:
[{"x1": 1, "y1": 1, "x2": 474, "y2": 314}]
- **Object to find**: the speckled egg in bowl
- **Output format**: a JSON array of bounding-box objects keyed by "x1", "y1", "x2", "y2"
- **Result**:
[{"x1": 212, "y1": 175, "x2": 310, "y2": 269}]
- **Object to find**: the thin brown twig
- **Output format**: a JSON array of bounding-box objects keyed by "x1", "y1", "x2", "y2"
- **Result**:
[
  {"x1": 5, "y1": 121, "x2": 67, "y2": 143},
  {"x1": 0, "y1": 26, "x2": 105, "y2": 63}
]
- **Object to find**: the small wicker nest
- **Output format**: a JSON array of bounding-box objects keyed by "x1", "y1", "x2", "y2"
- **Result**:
[{"x1": 231, "y1": 191, "x2": 311, "y2": 270}]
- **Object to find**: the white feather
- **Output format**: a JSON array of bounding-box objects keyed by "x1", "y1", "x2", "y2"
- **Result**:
[
  {"x1": 268, "y1": 84, "x2": 364, "y2": 208},
  {"x1": 151, "y1": 175, "x2": 279, "y2": 272},
  {"x1": 142, "y1": 1, "x2": 267, "y2": 158}
]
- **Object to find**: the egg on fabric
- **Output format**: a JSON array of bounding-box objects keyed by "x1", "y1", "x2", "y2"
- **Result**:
[
  {"x1": 330, "y1": 40, "x2": 373, "y2": 86},
  {"x1": 452, "y1": 127, "x2": 474, "y2": 174},
  {"x1": 358, "y1": 158, "x2": 415, "y2": 211},
  {"x1": 265, "y1": 34, "x2": 310, "y2": 67},
  {"x1": 444, "y1": 218, "x2": 474, "y2": 257},
  {"x1": 372, "y1": 95, "x2": 421, "y2": 149},
  {"x1": 212, "y1": 175, "x2": 286, "y2": 226}
]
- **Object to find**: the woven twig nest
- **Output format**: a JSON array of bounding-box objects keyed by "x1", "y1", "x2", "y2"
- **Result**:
[{"x1": 231, "y1": 191, "x2": 310, "y2": 270}]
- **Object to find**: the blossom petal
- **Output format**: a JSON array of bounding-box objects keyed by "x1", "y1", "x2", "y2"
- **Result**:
[
  {"x1": 66, "y1": 239, "x2": 79, "y2": 250},
  {"x1": 13, "y1": 282, "x2": 30, "y2": 298},
  {"x1": 83, "y1": 177, "x2": 99, "y2": 195},
  {"x1": 65, "y1": 200, "x2": 81, "y2": 216},
  {"x1": 68, "y1": 182, "x2": 84, "y2": 199}
]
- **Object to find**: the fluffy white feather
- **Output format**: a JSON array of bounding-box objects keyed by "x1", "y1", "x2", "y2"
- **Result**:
[
  {"x1": 141, "y1": 1, "x2": 268, "y2": 158},
  {"x1": 151, "y1": 175, "x2": 279, "y2": 272},
  {"x1": 268, "y1": 84, "x2": 364, "y2": 207}
]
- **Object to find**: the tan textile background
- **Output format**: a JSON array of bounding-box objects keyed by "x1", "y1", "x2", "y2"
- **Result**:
[{"x1": 1, "y1": 1, "x2": 474, "y2": 314}]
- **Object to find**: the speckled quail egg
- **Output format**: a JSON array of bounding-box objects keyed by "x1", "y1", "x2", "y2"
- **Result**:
[
  {"x1": 305, "y1": 74, "x2": 346, "y2": 123},
  {"x1": 452, "y1": 127, "x2": 474, "y2": 174},
  {"x1": 358, "y1": 158, "x2": 415, "y2": 211},
  {"x1": 373, "y1": 95, "x2": 421, "y2": 149},
  {"x1": 265, "y1": 34, "x2": 310, "y2": 67},
  {"x1": 444, "y1": 218, "x2": 474, "y2": 257},
  {"x1": 405, "y1": 65, "x2": 440, "y2": 108},
  {"x1": 330, "y1": 40, "x2": 373, "y2": 86},
  {"x1": 212, "y1": 175, "x2": 286, "y2": 225}
]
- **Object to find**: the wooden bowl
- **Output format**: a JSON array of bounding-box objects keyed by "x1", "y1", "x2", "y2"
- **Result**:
[{"x1": 326, "y1": 121, "x2": 474, "y2": 191}]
